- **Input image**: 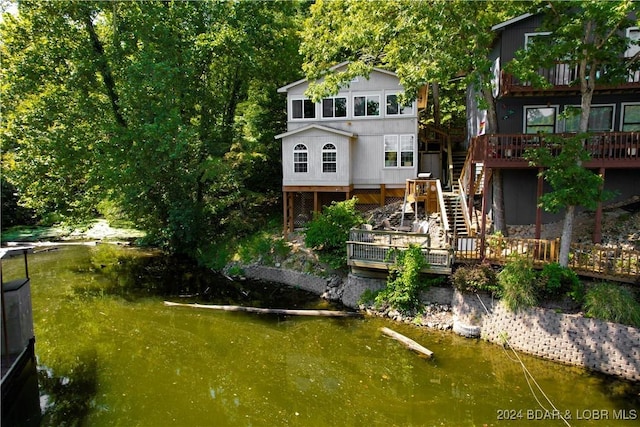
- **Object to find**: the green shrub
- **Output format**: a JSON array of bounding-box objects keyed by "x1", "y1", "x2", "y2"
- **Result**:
[
  {"x1": 304, "y1": 198, "x2": 364, "y2": 269},
  {"x1": 497, "y1": 255, "x2": 538, "y2": 312},
  {"x1": 236, "y1": 233, "x2": 290, "y2": 266},
  {"x1": 375, "y1": 244, "x2": 431, "y2": 312},
  {"x1": 451, "y1": 263, "x2": 500, "y2": 295},
  {"x1": 538, "y1": 262, "x2": 584, "y2": 302},
  {"x1": 584, "y1": 282, "x2": 640, "y2": 327}
]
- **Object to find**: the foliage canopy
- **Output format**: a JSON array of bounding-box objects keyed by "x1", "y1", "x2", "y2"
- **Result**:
[{"x1": 1, "y1": 0, "x2": 305, "y2": 255}]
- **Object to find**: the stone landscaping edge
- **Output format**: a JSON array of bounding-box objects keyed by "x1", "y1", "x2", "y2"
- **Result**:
[{"x1": 241, "y1": 264, "x2": 640, "y2": 382}]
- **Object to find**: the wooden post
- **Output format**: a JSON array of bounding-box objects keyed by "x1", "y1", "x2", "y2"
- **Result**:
[
  {"x1": 313, "y1": 191, "x2": 319, "y2": 215},
  {"x1": 380, "y1": 184, "x2": 386, "y2": 207},
  {"x1": 283, "y1": 190, "x2": 289, "y2": 234},
  {"x1": 480, "y1": 168, "x2": 490, "y2": 261}
]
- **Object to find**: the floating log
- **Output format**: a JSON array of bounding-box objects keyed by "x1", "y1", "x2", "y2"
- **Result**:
[
  {"x1": 163, "y1": 301, "x2": 360, "y2": 317},
  {"x1": 380, "y1": 327, "x2": 433, "y2": 358}
]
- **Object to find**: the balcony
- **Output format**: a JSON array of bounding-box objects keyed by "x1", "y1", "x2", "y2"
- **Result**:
[
  {"x1": 501, "y1": 64, "x2": 640, "y2": 96},
  {"x1": 471, "y1": 132, "x2": 640, "y2": 169}
]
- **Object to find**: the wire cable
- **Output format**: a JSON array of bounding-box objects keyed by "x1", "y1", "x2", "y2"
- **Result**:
[{"x1": 476, "y1": 293, "x2": 572, "y2": 427}]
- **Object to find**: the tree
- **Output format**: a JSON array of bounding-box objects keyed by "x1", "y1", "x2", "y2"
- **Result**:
[
  {"x1": 1, "y1": 0, "x2": 305, "y2": 255},
  {"x1": 511, "y1": 0, "x2": 639, "y2": 266}
]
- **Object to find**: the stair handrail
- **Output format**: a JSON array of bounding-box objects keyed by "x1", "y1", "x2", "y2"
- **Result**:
[
  {"x1": 457, "y1": 158, "x2": 475, "y2": 237},
  {"x1": 447, "y1": 134, "x2": 454, "y2": 188},
  {"x1": 435, "y1": 179, "x2": 450, "y2": 236}
]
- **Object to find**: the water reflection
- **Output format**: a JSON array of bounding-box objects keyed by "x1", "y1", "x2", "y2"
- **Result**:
[{"x1": 2, "y1": 244, "x2": 637, "y2": 427}]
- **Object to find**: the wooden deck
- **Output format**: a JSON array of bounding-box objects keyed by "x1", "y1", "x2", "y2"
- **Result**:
[
  {"x1": 347, "y1": 228, "x2": 639, "y2": 283},
  {"x1": 347, "y1": 229, "x2": 453, "y2": 274}
]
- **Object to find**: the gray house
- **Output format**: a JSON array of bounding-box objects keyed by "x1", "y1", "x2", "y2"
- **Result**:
[
  {"x1": 466, "y1": 12, "x2": 640, "y2": 242},
  {"x1": 276, "y1": 62, "x2": 424, "y2": 232}
]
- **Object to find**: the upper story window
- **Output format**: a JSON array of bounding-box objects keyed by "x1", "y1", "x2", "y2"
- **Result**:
[
  {"x1": 322, "y1": 97, "x2": 347, "y2": 118},
  {"x1": 386, "y1": 94, "x2": 414, "y2": 116},
  {"x1": 621, "y1": 103, "x2": 640, "y2": 131},
  {"x1": 384, "y1": 135, "x2": 414, "y2": 168},
  {"x1": 625, "y1": 27, "x2": 639, "y2": 58},
  {"x1": 322, "y1": 143, "x2": 337, "y2": 173},
  {"x1": 524, "y1": 32, "x2": 551, "y2": 49},
  {"x1": 292, "y1": 98, "x2": 316, "y2": 120},
  {"x1": 564, "y1": 105, "x2": 615, "y2": 132},
  {"x1": 524, "y1": 106, "x2": 558, "y2": 134},
  {"x1": 293, "y1": 144, "x2": 308, "y2": 172},
  {"x1": 354, "y1": 95, "x2": 380, "y2": 117}
]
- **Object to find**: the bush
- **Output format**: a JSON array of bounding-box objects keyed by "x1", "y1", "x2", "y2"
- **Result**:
[
  {"x1": 304, "y1": 198, "x2": 364, "y2": 269},
  {"x1": 538, "y1": 262, "x2": 584, "y2": 302},
  {"x1": 584, "y1": 282, "x2": 640, "y2": 327},
  {"x1": 375, "y1": 244, "x2": 435, "y2": 313},
  {"x1": 497, "y1": 255, "x2": 538, "y2": 312},
  {"x1": 451, "y1": 263, "x2": 499, "y2": 295},
  {"x1": 237, "y1": 233, "x2": 290, "y2": 266}
]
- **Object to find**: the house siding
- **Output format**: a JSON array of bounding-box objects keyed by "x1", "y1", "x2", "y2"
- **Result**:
[
  {"x1": 281, "y1": 129, "x2": 351, "y2": 187},
  {"x1": 280, "y1": 66, "x2": 418, "y2": 189},
  {"x1": 503, "y1": 166, "x2": 640, "y2": 225},
  {"x1": 497, "y1": 94, "x2": 640, "y2": 134}
]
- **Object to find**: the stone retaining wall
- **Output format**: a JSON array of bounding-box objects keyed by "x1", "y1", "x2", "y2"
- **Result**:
[
  {"x1": 480, "y1": 302, "x2": 640, "y2": 381},
  {"x1": 242, "y1": 265, "x2": 331, "y2": 296}
]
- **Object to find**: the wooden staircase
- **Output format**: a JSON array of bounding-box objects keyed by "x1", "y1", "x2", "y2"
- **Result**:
[
  {"x1": 442, "y1": 191, "x2": 469, "y2": 237},
  {"x1": 450, "y1": 152, "x2": 467, "y2": 189}
]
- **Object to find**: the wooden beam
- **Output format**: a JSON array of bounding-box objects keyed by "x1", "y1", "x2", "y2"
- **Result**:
[
  {"x1": 164, "y1": 301, "x2": 360, "y2": 317},
  {"x1": 283, "y1": 185, "x2": 353, "y2": 192},
  {"x1": 380, "y1": 327, "x2": 433, "y2": 358}
]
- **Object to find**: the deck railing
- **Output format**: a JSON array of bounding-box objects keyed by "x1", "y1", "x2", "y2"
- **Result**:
[
  {"x1": 347, "y1": 229, "x2": 639, "y2": 283},
  {"x1": 347, "y1": 228, "x2": 454, "y2": 274},
  {"x1": 472, "y1": 132, "x2": 640, "y2": 166},
  {"x1": 455, "y1": 235, "x2": 639, "y2": 283},
  {"x1": 502, "y1": 63, "x2": 640, "y2": 94}
]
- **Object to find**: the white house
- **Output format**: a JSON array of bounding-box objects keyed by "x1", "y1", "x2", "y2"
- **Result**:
[{"x1": 276, "y1": 62, "x2": 422, "y2": 232}]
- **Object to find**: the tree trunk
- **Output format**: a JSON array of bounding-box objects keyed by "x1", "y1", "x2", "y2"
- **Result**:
[
  {"x1": 432, "y1": 82, "x2": 441, "y2": 126},
  {"x1": 482, "y1": 86, "x2": 507, "y2": 235},
  {"x1": 559, "y1": 204, "x2": 575, "y2": 267}
]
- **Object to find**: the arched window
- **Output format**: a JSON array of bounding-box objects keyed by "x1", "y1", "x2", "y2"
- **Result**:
[
  {"x1": 293, "y1": 144, "x2": 308, "y2": 173},
  {"x1": 322, "y1": 143, "x2": 337, "y2": 173}
]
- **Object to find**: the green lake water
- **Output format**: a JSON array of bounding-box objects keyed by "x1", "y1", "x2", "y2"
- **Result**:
[{"x1": 3, "y1": 244, "x2": 639, "y2": 426}]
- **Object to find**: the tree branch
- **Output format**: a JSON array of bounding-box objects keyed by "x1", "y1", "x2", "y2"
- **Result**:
[{"x1": 83, "y1": 12, "x2": 127, "y2": 128}]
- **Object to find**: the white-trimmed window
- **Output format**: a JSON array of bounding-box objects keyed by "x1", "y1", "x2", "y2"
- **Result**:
[
  {"x1": 353, "y1": 94, "x2": 380, "y2": 117},
  {"x1": 293, "y1": 144, "x2": 308, "y2": 172},
  {"x1": 524, "y1": 106, "x2": 558, "y2": 134},
  {"x1": 626, "y1": 28, "x2": 640, "y2": 83},
  {"x1": 621, "y1": 103, "x2": 640, "y2": 131},
  {"x1": 384, "y1": 135, "x2": 415, "y2": 168},
  {"x1": 291, "y1": 98, "x2": 316, "y2": 119},
  {"x1": 625, "y1": 27, "x2": 639, "y2": 58},
  {"x1": 322, "y1": 143, "x2": 337, "y2": 173},
  {"x1": 525, "y1": 31, "x2": 552, "y2": 49},
  {"x1": 386, "y1": 93, "x2": 414, "y2": 116},
  {"x1": 322, "y1": 97, "x2": 347, "y2": 118},
  {"x1": 564, "y1": 105, "x2": 615, "y2": 132}
]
